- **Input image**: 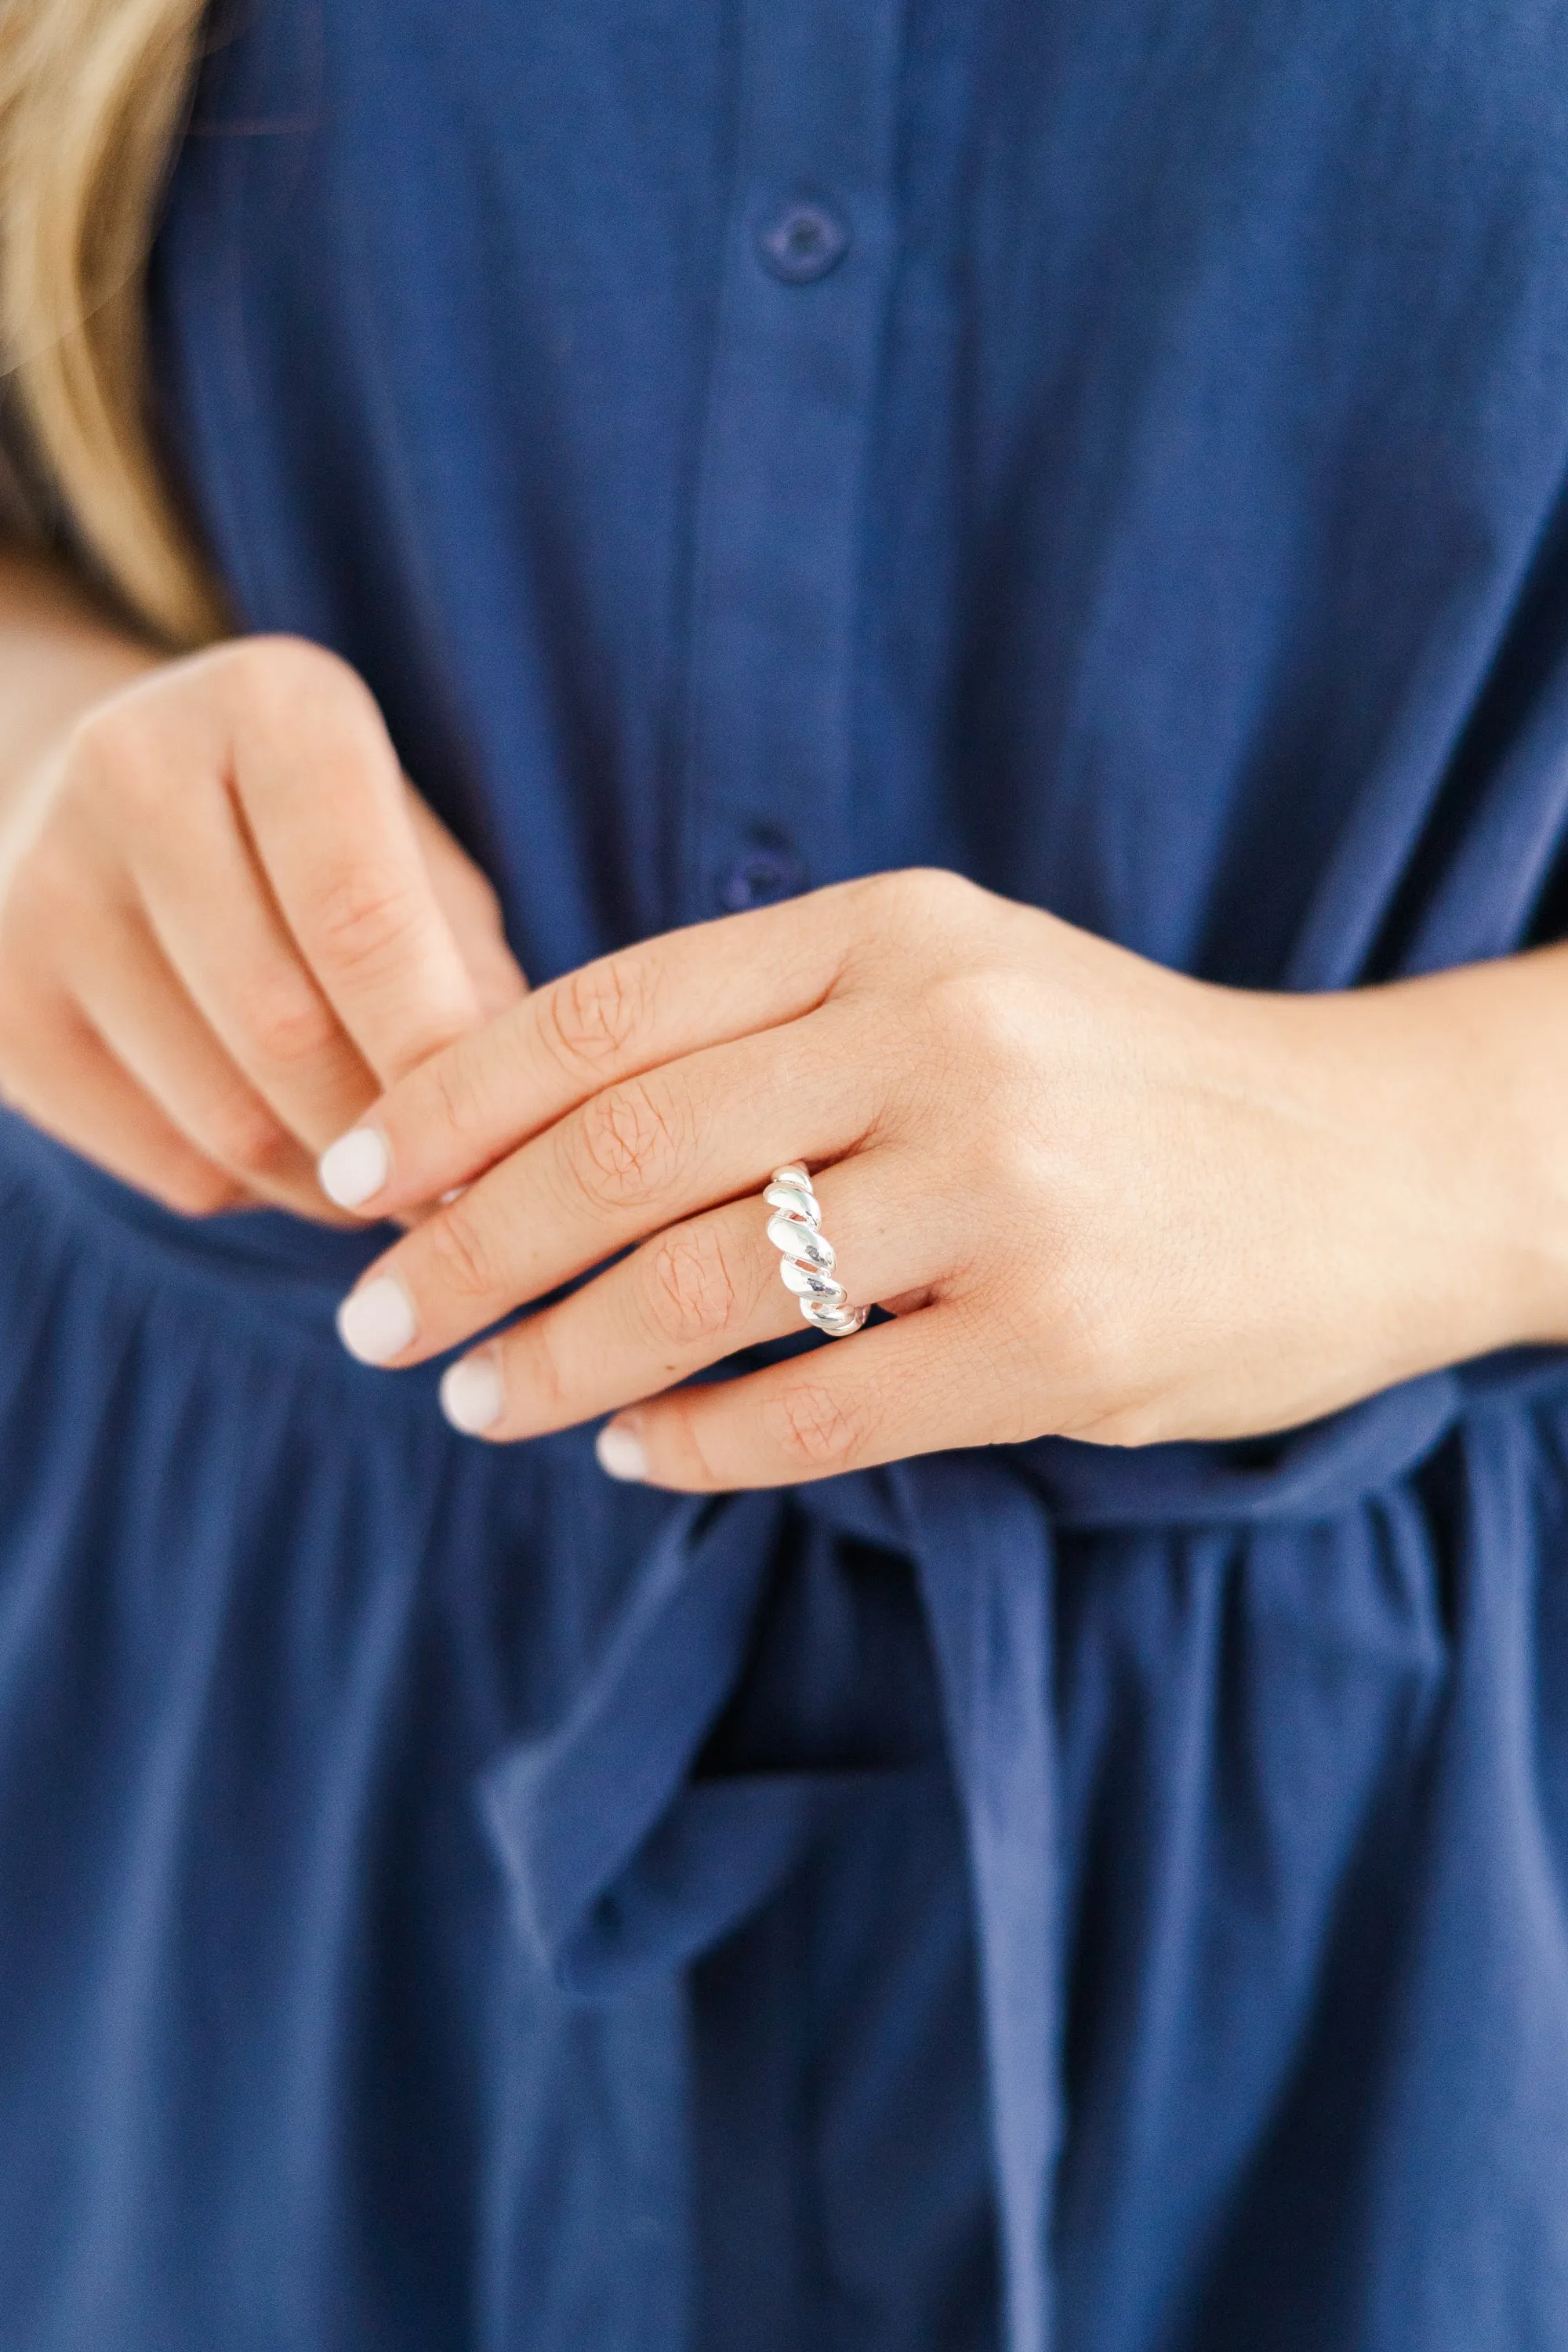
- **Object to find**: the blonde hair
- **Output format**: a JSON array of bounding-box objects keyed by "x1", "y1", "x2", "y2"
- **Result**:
[{"x1": 0, "y1": 0, "x2": 220, "y2": 644}]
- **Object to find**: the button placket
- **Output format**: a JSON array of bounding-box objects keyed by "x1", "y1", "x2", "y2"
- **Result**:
[{"x1": 677, "y1": 0, "x2": 904, "y2": 926}]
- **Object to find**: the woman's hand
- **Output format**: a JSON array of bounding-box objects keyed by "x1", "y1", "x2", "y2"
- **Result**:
[
  {"x1": 0, "y1": 633, "x2": 524, "y2": 1220},
  {"x1": 318, "y1": 868, "x2": 1568, "y2": 1486}
]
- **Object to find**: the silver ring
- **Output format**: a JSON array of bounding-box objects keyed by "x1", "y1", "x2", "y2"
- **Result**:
[{"x1": 763, "y1": 1164, "x2": 869, "y2": 1339}]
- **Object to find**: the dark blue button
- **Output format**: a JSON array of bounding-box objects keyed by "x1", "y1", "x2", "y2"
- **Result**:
[
  {"x1": 757, "y1": 201, "x2": 850, "y2": 286},
  {"x1": 718, "y1": 847, "x2": 807, "y2": 912}
]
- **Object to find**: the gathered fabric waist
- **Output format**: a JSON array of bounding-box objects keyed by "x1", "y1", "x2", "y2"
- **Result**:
[
  {"x1": 6, "y1": 1099, "x2": 1568, "y2": 2352},
  {"x1": 0, "y1": 1104, "x2": 395, "y2": 1340}
]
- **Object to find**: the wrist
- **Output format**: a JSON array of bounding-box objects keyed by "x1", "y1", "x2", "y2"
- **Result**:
[{"x1": 1279, "y1": 954, "x2": 1568, "y2": 1370}]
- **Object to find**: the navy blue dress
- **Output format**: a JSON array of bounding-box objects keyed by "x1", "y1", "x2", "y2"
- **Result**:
[{"x1": 3, "y1": 3, "x2": 1568, "y2": 2346}]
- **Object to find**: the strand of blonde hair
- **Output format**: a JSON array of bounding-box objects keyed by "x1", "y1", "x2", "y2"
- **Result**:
[{"x1": 0, "y1": 0, "x2": 221, "y2": 645}]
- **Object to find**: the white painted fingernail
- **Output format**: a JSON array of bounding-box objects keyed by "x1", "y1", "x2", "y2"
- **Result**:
[
  {"x1": 318, "y1": 1126, "x2": 390, "y2": 1210},
  {"x1": 336, "y1": 1276, "x2": 417, "y2": 1364},
  {"x1": 440, "y1": 1352, "x2": 504, "y2": 1436},
  {"x1": 595, "y1": 1419, "x2": 648, "y2": 1483}
]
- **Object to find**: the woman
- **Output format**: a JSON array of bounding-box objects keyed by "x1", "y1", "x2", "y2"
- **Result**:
[{"x1": 0, "y1": 1, "x2": 1565, "y2": 2345}]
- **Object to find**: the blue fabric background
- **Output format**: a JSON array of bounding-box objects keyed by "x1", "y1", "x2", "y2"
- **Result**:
[{"x1": 3, "y1": 1, "x2": 1568, "y2": 2344}]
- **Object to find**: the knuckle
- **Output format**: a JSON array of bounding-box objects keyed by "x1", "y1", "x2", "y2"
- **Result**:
[
  {"x1": 227, "y1": 634, "x2": 366, "y2": 731},
  {"x1": 1063, "y1": 1396, "x2": 1163, "y2": 1448},
  {"x1": 67, "y1": 704, "x2": 164, "y2": 822},
  {"x1": 219, "y1": 641, "x2": 396, "y2": 818},
  {"x1": 11, "y1": 832, "x2": 93, "y2": 931},
  {"x1": 234, "y1": 968, "x2": 339, "y2": 1070},
  {"x1": 920, "y1": 965, "x2": 1029, "y2": 1065},
  {"x1": 428, "y1": 1038, "x2": 491, "y2": 1139},
  {"x1": 538, "y1": 953, "x2": 652, "y2": 1078},
  {"x1": 570, "y1": 1073, "x2": 691, "y2": 1210},
  {"x1": 643, "y1": 1224, "x2": 740, "y2": 1351},
  {"x1": 853, "y1": 865, "x2": 982, "y2": 935},
  {"x1": 662, "y1": 1404, "x2": 724, "y2": 1491},
  {"x1": 307, "y1": 859, "x2": 424, "y2": 977},
  {"x1": 423, "y1": 1196, "x2": 500, "y2": 1301},
  {"x1": 162, "y1": 1166, "x2": 245, "y2": 1218},
  {"x1": 903, "y1": 866, "x2": 986, "y2": 923},
  {"x1": 512, "y1": 1315, "x2": 571, "y2": 1421},
  {"x1": 201, "y1": 1094, "x2": 296, "y2": 1182},
  {"x1": 764, "y1": 1378, "x2": 875, "y2": 1472}
]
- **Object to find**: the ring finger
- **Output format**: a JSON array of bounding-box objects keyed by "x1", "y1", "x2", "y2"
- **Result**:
[{"x1": 432, "y1": 1147, "x2": 949, "y2": 1441}]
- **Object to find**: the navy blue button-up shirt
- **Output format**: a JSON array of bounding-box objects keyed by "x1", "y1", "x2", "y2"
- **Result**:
[{"x1": 0, "y1": 4, "x2": 1565, "y2": 2349}]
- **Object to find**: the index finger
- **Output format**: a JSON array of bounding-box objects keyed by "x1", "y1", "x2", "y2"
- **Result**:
[
  {"x1": 315, "y1": 883, "x2": 866, "y2": 1214},
  {"x1": 230, "y1": 641, "x2": 485, "y2": 1085}
]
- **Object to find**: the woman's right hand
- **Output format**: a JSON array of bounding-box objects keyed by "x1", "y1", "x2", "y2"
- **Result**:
[{"x1": 0, "y1": 633, "x2": 524, "y2": 1220}]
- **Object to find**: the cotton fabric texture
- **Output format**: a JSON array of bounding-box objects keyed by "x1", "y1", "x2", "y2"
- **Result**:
[{"x1": 3, "y1": 2, "x2": 1568, "y2": 2347}]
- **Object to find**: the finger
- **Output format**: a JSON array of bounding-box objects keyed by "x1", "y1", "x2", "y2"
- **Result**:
[
  {"x1": 434, "y1": 1146, "x2": 942, "y2": 1440},
  {"x1": 0, "y1": 987, "x2": 248, "y2": 1218},
  {"x1": 229, "y1": 647, "x2": 485, "y2": 1083},
  {"x1": 65, "y1": 898, "x2": 350, "y2": 1222},
  {"x1": 597, "y1": 1303, "x2": 1007, "y2": 1490},
  {"x1": 119, "y1": 753, "x2": 383, "y2": 1152},
  {"x1": 314, "y1": 883, "x2": 872, "y2": 1216},
  {"x1": 404, "y1": 789, "x2": 528, "y2": 1022},
  {"x1": 329, "y1": 1007, "x2": 874, "y2": 1368}
]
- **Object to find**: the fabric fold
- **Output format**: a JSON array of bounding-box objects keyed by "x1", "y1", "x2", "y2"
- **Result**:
[
  {"x1": 478, "y1": 1492, "x2": 783, "y2": 1991},
  {"x1": 471, "y1": 1355, "x2": 1568, "y2": 2349},
  {"x1": 900, "y1": 1457, "x2": 1064, "y2": 2352}
]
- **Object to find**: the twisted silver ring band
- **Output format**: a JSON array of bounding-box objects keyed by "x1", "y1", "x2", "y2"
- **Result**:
[{"x1": 763, "y1": 1164, "x2": 869, "y2": 1339}]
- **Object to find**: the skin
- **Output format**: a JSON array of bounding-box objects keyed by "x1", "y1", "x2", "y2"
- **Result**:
[
  {"x1": 0, "y1": 552, "x2": 524, "y2": 1221},
  {"x1": 3, "y1": 550, "x2": 1568, "y2": 1490},
  {"x1": 329, "y1": 865, "x2": 1568, "y2": 1489}
]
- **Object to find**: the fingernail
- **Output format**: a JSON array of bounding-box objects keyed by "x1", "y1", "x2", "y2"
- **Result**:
[
  {"x1": 318, "y1": 1126, "x2": 390, "y2": 1210},
  {"x1": 336, "y1": 1275, "x2": 417, "y2": 1364},
  {"x1": 595, "y1": 1418, "x2": 648, "y2": 1483},
  {"x1": 440, "y1": 1351, "x2": 504, "y2": 1436}
]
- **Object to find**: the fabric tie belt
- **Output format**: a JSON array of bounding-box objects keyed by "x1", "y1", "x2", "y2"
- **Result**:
[{"x1": 477, "y1": 1349, "x2": 1568, "y2": 2352}]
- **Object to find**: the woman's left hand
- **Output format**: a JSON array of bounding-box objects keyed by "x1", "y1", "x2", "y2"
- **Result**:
[{"x1": 318, "y1": 869, "x2": 1568, "y2": 1488}]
